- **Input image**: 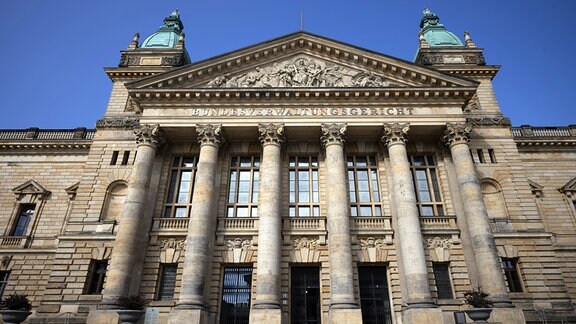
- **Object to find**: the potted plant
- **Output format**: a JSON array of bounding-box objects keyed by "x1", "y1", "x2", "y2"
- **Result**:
[
  {"x1": 116, "y1": 295, "x2": 148, "y2": 324},
  {"x1": 464, "y1": 286, "x2": 493, "y2": 322},
  {"x1": 0, "y1": 293, "x2": 32, "y2": 324}
]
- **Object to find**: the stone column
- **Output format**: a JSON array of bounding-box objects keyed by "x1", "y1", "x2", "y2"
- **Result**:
[
  {"x1": 321, "y1": 123, "x2": 362, "y2": 323},
  {"x1": 250, "y1": 124, "x2": 284, "y2": 323},
  {"x1": 382, "y1": 123, "x2": 436, "y2": 307},
  {"x1": 101, "y1": 124, "x2": 165, "y2": 307},
  {"x1": 443, "y1": 123, "x2": 512, "y2": 307},
  {"x1": 382, "y1": 124, "x2": 442, "y2": 324},
  {"x1": 170, "y1": 124, "x2": 224, "y2": 324}
]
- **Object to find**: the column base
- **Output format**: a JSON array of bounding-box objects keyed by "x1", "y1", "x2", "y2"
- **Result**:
[
  {"x1": 402, "y1": 307, "x2": 443, "y2": 324},
  {"x1": 328, "y1": 307, "x2": 362, "y2": 324},
  {"x1": 490, "y1": 307, "x2": 526, "y2": 324},
  {"x1": 168, "y1": 308, "x2": 211, "y2": 324},
  {"x1": 86, "y1": 309, "x2": 119, "y2": 324},
  {"x1": 249, "y1": 307, "x2": 282, "y2": 324}
]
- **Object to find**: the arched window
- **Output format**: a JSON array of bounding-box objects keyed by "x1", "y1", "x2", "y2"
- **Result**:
[
  {"x1": 100, "y1": 182, "x2": 128, "y2": 221},
  {"x1": 480, "y1": 179, "x2": 508, "y2": 219}
]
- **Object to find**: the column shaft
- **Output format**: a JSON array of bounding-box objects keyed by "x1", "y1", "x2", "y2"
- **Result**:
[
  {"x1": 101, "y1": 125, "x2": 163, "y2": 306},
  {"x1": 322, "y1": 123, "x2": 357, "y2": 308},
  {"x1": 383, "y1": 123, "x2": 434, "y2": 307},
  {"x1": 445, "y1": 123, "x2": 510, "y2": 306},
  {"x1": 178, "y1": 125, "x2": 223, "y2": 308}
]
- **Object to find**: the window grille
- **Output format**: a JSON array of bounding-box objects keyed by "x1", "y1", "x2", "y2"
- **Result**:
[
  {"x1": 227, "y1": 157, "x2": 259, "y2": 217},
  {"x1": 157, "y1": 264, "x2": 177, "y2": 300},
  {"x1": 291, "y1": 267, "x2": 320, "y2": 324},
  {"x1": 433, "y1": 263, "x2": 454, "y2": 299},
  {"x1": 347, "y1": 156, "x2": 382, "y2": 217},
  {"x1": 164, "y1": 156, "x2": 198, "y2": 218},
  {"x1": 358, "y1": 266, "x2": 392, "y2": 324},
  {"x1": 289, "y1": 156, "x2": 320, "y2": 217},
  {"x1": 220, "y1": 267, "x2": 252, "y2": 324}
]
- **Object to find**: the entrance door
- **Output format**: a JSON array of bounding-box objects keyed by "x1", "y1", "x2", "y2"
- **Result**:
[
  {"x1": 358, "y1": 266, "x2": 392, "y2": 324},
  {"x1": 291, "y1": 266, "x2": 320, "y2": 324}
]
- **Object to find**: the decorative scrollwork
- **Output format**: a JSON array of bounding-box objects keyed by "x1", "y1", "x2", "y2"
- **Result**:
[
  {"x1": 425, "y1": 236, "x2": 451, "y2": 249},
  {"x1": 96, "y1": 117, "x2": 140, "y2": 129},
  {"x1": 196, "y1": 124, "x2": 224, "y2": 146},
  {"x1": 160, "y1": 238, "x2": 185, "y2": 251},
  {"x1": 292, "y1": 237, "x2": 319, "y2": 250},
  {"x1": 133, "y1": 124, "x2": 165, "y2": 148},
  {"x1": 258, "y1": 123, "x2": 285, "y2": 146},
  {"x1": 443, "y1": 122, "x2": 472, "y2": 147},
  {"x1": 382, "y1": 123, "x2": 409, "y2": 147},
  {"x1": 320, "y1": 123, "x2": 347, "y2": 147},
  {"x1": 359, "y1": 237, "x2": 386, "y2": 250},
  {"x1": 226, "y1": 238, "x2": 252, "y2": 251}
]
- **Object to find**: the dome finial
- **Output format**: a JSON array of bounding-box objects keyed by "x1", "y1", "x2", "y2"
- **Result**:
[
  {"x1": 419, "y1": 8, "x2": 463, "y2": 47},
  {"x1": 141, "y1": 9, "x2": 185, "y2": 49}
]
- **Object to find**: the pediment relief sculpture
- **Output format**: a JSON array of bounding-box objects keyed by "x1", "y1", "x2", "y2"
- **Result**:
[{"x1": 204, "y1": 56, "x2": 395, "y2": 88}]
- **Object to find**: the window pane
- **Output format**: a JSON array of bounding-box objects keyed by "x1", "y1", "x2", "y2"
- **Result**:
[
  {"x1": 221, "y1": 267, "x2": 252, "y2": 324},
  {"x1": 433, "y1": 263, "x2": 453, "y2": 299},
  {"x1": 360, "y1": 206, "x2": 372, "y2": 216},
  {"x1": 174, "y1": 207, "x2": 187, "y2": 218},
  {"x1": 421, "y1": 206, "x2": 434, "y2": 216},
  {"x1": 157, "y1": 264, "x2": 177, "y2": 301}
]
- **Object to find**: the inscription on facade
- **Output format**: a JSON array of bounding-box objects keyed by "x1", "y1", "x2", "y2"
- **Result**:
[{"x1": 186, "y1": 107, "x2": 415, "y2": 117}]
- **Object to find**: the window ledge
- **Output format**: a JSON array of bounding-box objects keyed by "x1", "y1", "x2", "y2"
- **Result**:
[{"x1": 149, "y1": 300, "x2": 176, "y2": 307}]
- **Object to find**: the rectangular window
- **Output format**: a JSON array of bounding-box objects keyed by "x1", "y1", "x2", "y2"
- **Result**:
[
  {"x1": 347, "y1": 156, "x2": 382, "y2": 217},
  {"x1": 432, "y1": 263, "x2": 454, "y2": 299},
  {"x1": 358, "y1": 266, "x2": 392, "y2": 324},
  {"x1": 121, "y1": 151, "x2": 130, "y2": 165},
  {"x1": 502, "y1": 258, "x2": 523, "y2": 292},
  {"x1": 227, "y1": 156, "x2": 259, "y2": 217},
  {"x1": 488, "y1": 149, "x2": 497, "y2": 163},
  {"x1": 221, "y1": 267, "x2": 252, "y2": 324},
  {"x1": 11, "y1": 204, "x2": 35, "y2": 236},
  {"x1": 289, "y1": 157, "x2": 320, "y2": 217},
  {"x1": 409, "y1": 155, "x2": 444, "y2": 216},
  {"x1": 0, "y1": 271, "x2": 9, "y2": 298},
  {"x1": 164, "y1": 157, "x2": 198, "y2": 218},
  {"x1": 477, "y1": 149, "x2": 485, "y2": 163},
  {"x1": 84, "y1": 260, "x2": 108, "y2": 294},
  {"x1": 110, "y1": 151, "x2": 119, "y2": 165},
  {"x1": 291, "y1": 267, "x2": 320, "y2": 324},
  {"x1": 157, "y1": 263, "x2": 177, "y2": 300}
]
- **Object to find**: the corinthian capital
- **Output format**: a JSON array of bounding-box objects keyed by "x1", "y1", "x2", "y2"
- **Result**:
[
  {"x1": 258, "y1": 123, "x2": 285, "y2": 146},
  {"x1": 320, "y1": 123, "x2": 347, "y2": 147},
  {"x1": 443, "y1": 122, "x2": 472, "y2": 147},
  {"x1": 381, "y1": 123, "x2": 409, "y2": 147},
  {"x1": 134, "y1": 124, "x2": 165, "y2": 148},
  {"x1": 196, "y1": 124, "x2": 224, "y2": 146}
]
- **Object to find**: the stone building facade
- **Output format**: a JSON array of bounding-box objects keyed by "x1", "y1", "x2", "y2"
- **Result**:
[{"x1": 0, "y1": 8, "x2": 575, "y2": 324}]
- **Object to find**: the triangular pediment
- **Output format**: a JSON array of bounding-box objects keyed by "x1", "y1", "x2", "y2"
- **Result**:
[
  {"x1": 12, "y1": 179, "x2": 50, "y2": 198},
  {"x1": 126, "y1": 32, "x2": 478, "y2": 91}
]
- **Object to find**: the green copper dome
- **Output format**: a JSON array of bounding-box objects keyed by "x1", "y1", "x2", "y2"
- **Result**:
[
  {"x1": 419, "y1": 8, "x2": 463, "y2": 47},
  {"x1": 141, "y1": 9, "x2": 184, "y2": 48}
]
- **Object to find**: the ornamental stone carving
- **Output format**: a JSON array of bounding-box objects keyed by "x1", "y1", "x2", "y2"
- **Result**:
[
  {"x1": 425, "y1": 236, "x2": 452, "y2": 262},
  {"x1": 125, "y1": 97, "x2": 142, "y2": 114},
  {"x1": 161, "y1": 56, "x2": 184, "y2": 66},
  {"x1": 464, "y1": 93, "x2": 480, "y2": 111},
  {"x1": 258, "y1": 123, "x2": 285, "y2": 146},
  {"x1": 425, "y1": 236, "x2": 451, "y2": 249},
  {"x1": 443, "y1": 122, "x2": 472, "y2": 147},
  {"x1": 292, "y1": 237, "x2": 319, "y2": 250},
  {"x1": 320, "y1": 123, "x2": 347, "y2": 147},
  {"x1": 205, "y1": 56, "x2": 391, "y2": 88},
  {"x1": 359, "y1": 237, "x2": 386, "y2": 250},
  {"x1": 226, "y1": 238, "x2": 253, "y2": 251},
  {"x1": 382, "y1": 123, "x2": 409, "y2": 147},
  {"x1": 357, "y1": 237, "x2": 388, "y2": 263},
  {"x1": 467, "y1": 116, "x2": 511, "y2": 127},
  {"x1": 160, "y1": 238, "x2": 185, "y2": 251},
  {"x1": 96, "y1": 117, "x2": 140, "y2": 129},
  {"x1": 133, "y1": 124, "x2": 165, "y2": 148},
  {"x1": 119, "y1": 54, "x2": 141, "y2": 67},
  {"x1": 196, "y1": 124, "x2": 224, "y2": 146}
]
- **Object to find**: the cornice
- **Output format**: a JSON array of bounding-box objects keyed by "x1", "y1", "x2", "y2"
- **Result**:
[
  {"x1": 130, "y1": 87, "x2": 477, "y2": 103},
  {"x1": 0, "y1": 142, "x2": 92, "y2": 151},
  {"x1": 435, "y1": 66, "x2": 500, "y2": 80},
  {"x1": 104, "y1": 67, "x2": 168, "y2": 81}
]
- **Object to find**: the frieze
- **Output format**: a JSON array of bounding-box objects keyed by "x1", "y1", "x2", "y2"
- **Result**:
[
  {"x1": 160, "y1": 238, "x2": 185, "y2": 251},
  {"x1": 205, "y1": 55, "x2": 392, "y2": 88},
  {"x1": 183, "y1": 107, "x2": 415, "y2": 118},
  {"x1": 119, "y1": 54, "x2": 141, "y2": 67},
  {"x1": 96, "y1": 117, "x2": 140, "y2": 129},
  {"x1": 467, "y1": 116, "x2": 511, "y2": 126},
  {"x1": 161, "y1": 56, "x2": 184, "y2": 66},
  {"x1": 226, "y1": 238, "x2": 252, "y2": 251}
]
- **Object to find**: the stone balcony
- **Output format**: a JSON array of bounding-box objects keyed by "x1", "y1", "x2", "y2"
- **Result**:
[
  {"x1": 0, "y1": 236, "x2": 29, "y2": 248},
  {"x1": 420, "y1": 215, "x2": 460, "y2": 242},
  {"x1": 511, "y1": 125, "x2": 576, "y2": 151}
]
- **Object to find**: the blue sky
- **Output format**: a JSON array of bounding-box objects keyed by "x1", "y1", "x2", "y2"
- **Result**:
[{"x1": 0, "y1": 1, "x2": 574, "y2": 128}]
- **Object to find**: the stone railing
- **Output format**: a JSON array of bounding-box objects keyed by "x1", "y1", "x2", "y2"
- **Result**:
[
  {"x1": 419, "y1": 215, "x2": 457, "y2": 230},
  {"x1": 217, "y1": 217, "x2": 258, "y2": 232},
  {"x1": 351, "y1": 216, "x2": 393, "y2": 230},
  {"x1": 151, "y1": 218, "x2": 189, "y2": 231},
  {"x1": 0, "y1": 127, "x2": 95, "y2": 140},
  {"x1": 0, "y1": 236, "x2": 27, "y2": 248},
  {"x1": 511, "y1": 126, "x2": 576, "y2": 138},
  {"x1": 283, "y1": 217, "x2": 326, "y2": 231}
]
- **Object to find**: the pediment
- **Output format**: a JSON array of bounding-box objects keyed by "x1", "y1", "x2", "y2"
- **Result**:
[
  {"x1": 126, "y1": 32, "x2": 478, "y2": 91},
  {"x1": 12, "y1": 179, "x2": 50, "y2": 199}
]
